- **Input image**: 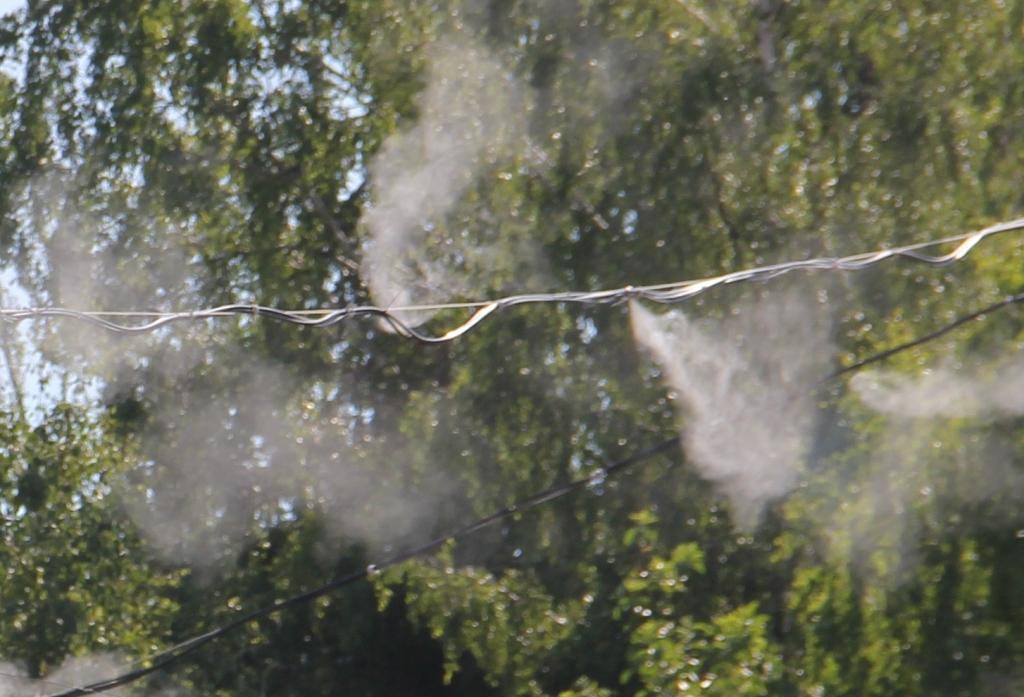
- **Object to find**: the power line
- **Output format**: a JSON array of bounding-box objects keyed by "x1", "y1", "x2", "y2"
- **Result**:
[
  {"x1": 4, "y1": 217, "x2": 1024, "y2": 343},
  {"x1": 827, "y1": 291, "x2": 1024, "y2": 379},
  {"x1": 39, "y1": 288, "x2": 1024, "y2": 697},
  {"x1": 43, "y1": 438, "x2": 680, "y2": 697}
]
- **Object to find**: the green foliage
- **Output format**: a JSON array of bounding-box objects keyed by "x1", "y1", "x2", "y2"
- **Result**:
[
  {"x1": 378, "y1": 547, "x2": 585, "y2": 694},
  {"x1": 616, "y1": 514, "x2": 779, "y2": 696},
  {"x1": 0, "y1": 405, "x2": 181, "y2": 678},
  {"x1": 0, "y1": 0, "x2": 1023, "y2": 695}
]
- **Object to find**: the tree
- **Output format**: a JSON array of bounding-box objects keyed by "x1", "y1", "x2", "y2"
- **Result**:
[{"x1": 1, "y1": 0, "x2": 1024, "y2": 695}]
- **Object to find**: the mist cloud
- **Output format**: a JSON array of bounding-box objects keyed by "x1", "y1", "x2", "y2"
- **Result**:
[
  {"x1": 360, "y1": 37, "x2": 536, "y2": 323},
  {"x1": 0, "y1": 654, "x2": 129, "y2": 697},
  {"x1": 821, "y1": 352, "x2": 1024, "y2": 583},
  {"x1": 6, "y1": 170, "x2": 447, "y2": 575},
  {"x1": 117, "y1": 353, "x2": 450, "y2": 575},
  {"x1": 851, "y1": 358, "x2": 1024, "y2": 418},
  {"x1": 630, "y1": 292, "x2": 832, "y2": 527}
]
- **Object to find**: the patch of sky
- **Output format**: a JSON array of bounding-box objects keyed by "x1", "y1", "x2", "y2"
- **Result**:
[
  {"x1": 0, "y1": 267, "x2": 102, "y2": 421},
  {"x1": 622, "y1": 209, "x2": 638, "y2": 235},
  {"x1": 0, "y1": 0, "x2": 25, "y2": 80}
]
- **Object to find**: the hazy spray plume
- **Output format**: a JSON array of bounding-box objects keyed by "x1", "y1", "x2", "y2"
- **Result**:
[
  {"x1": 851, "y1": 358, "x2": 1024, "y2": 418},
  {"x1": 119, "y1": 354, "x2": 448, "y2": 574},
  {"x1": 0, "y1": 653, "x2": 189, "y2": 696},
  {"x1": 630, "y1": 291, "x2": 832, "y2": 527},
  {"x1": 357, "y1": 26, "x2": 647, "y2": 324},
  {"x1": 120, "y1": 31, "x2": 627, "y2": 568},
  {"x1": 801, "y1": 352, "x2": 1024, "y2": 584},
  {"x1": 361, "y1": 37, "x2": 537, "y2": 323},
  {"x1": 4, "y1": 169, "x2": 447, "y2": 575},
  {"x1": 0, "y1": 654, "x2": 130, "y2": 697},
  {"x1": 6, "y1": 167, "x2": 206, "y2": 395}
]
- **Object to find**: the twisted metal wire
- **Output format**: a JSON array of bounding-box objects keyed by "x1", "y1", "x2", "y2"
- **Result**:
[{"x1": 4, "y1": 216, "x2": 1023, "y2": 343}]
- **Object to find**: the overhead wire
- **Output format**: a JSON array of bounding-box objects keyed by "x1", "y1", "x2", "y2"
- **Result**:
[
  {"x1": 42, "y1": 438, "x2": 679, "y2": 697},
  {"x1": 827, "y1": 290, "x2": 1024, "y2": 379},
  {"x1": 3, "y1": 216, "x2": 1024, "y2": 343},
  {"x1": 39, "y1": 285, "x2": 1024, "y2": 697}
]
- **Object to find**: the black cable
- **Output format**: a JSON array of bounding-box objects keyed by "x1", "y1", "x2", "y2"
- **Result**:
[
  {"x1": 42, "y1": 438, "x2": 679, "y2": 697},
  {"x1": 827, "y1": 292, "x2": 1024, "y2": 380},
  {"x1": 41, "y1": 289, "x2": 1024, "y2": 697}
]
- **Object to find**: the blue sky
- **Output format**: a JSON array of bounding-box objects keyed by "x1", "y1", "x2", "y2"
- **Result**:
[{"x1": 0, "y1": 0, "x2": 21, "y2": 16}]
